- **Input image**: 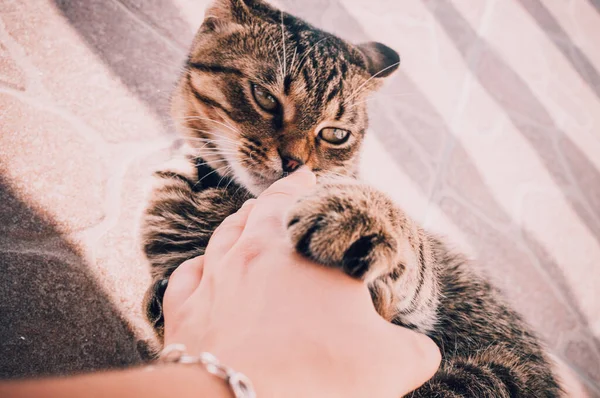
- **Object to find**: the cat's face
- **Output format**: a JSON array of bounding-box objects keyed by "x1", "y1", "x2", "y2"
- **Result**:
[{"x1": 171, "y1": 0, "x2": 399, "y2": 194}]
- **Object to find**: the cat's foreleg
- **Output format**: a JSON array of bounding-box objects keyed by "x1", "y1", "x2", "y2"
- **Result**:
[
  {"x1": 141, "y1": 156, "x2": 249, "y2": 338},
  {"x1": 285, "y1": 181, "x2": 439, "y2": 333}
]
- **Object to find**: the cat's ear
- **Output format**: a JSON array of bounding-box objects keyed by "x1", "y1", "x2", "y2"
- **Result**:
[
  {"x1": 201, "y1": 0, "x2": 254, "y2": 31},
  {"x1": 356, "y1": 42, "x2": 400, "y2": 78},
  {"x1": 202, "y1": 0, "x2": 277, "y2": 30}
]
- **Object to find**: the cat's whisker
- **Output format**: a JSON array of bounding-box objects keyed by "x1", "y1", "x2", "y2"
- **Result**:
[
  {"x1": 211, "y1": 107, "x2": 249, "y2": 137},
  {"x1": 216, "y1": 158, "x2": 256, "y2": 191},
  {"x1": 195, "y1": 154, "x2": 240, "y2": 161},
  {"x1": 185, "y1": 136, "x2": 235, "y2": 145},
  {"x1": 194, "y1": 150, "x2": 241, "y2": 159},
  {"x1": 186, "y1": 137, "x2": 241, "y2": 148},
  {"x1": 343, "y1": 61, "x2": 401, "y2": 105},
  {"x1": 290, "y1": 46, "x2": 298, "y2": 78},
  {"x1": 263, "y1": 30, "x2": 285, "y2": 82},
  {"x1": 190, "y1": 158, "x2": 231, "y2": 170},
  {"x1": 232, "y1": 183, "x2": 245, "y2": 198},
  {"x1": 293, "y1": 37, "x2": 330, "y2": 76},
  {"x1": 193, "y1": 146, "x2": 240, "y2": 155},
  {"x1": 221, "y1": 117, "x2": 240, "y2": 137},
  {"x1": 183, "y1": 131, "x2": 241, "y2": 146},
  {"x1": 174, "y1": 115, "x2": 242, "y2": 135},
  {"x1": 280, "y1": 10, "x2": 287, "y2": 78},
  {"x1": 187, "y1": 137, "x2": 234, "y2": 154},
  {"x1": 347, "y1": 92, "x2": 416, "y2": 109},
  {"x1": 195, "y1": 151, "x2": 240, "y2": 158},
  {"x1": 231, "y1": 167, "x2": 261, "y2": 197},
  {"x1": 194, "y1": 163, "x2": 234, "y2": 188},
  {"x1": 192, "y1": 137, "x2": 222, "y2": 148},
  {"x1": 192, "y1": 160, "x2": 233, "y2": 170},
  {"x1": 192, "y1": 158, "x2": 229, "y2": 168},
  {"x1": 216, "y1": 166, "x2": 234, "y2": 189},
  {"x1": 223, "y1": 169, "x2": 240, "y2": 191},
  {"x1": 216, "y1": 170, "x2": 233, "y2": 190},
  {"x1": 199, "y1": 156, "x2": 252, "y2": 170}
]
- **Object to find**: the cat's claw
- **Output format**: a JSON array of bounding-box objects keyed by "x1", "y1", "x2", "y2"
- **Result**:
[{"x1": 285, "y1": 184, "x2": 400, "y2": 283}]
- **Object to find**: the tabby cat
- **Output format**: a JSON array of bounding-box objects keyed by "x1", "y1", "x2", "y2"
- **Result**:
[{"x1": 141, "y1": 0, "x2": 562, "y2": 396}]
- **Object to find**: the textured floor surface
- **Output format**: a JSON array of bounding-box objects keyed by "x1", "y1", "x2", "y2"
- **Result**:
[{"x1": 0, "y1": 0, "x2": 599, "y2": 396}]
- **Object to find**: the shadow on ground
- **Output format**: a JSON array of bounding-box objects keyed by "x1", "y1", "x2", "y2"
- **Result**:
[{"x1": 0, "y1": 175, "x2": 143, "y2": 378}]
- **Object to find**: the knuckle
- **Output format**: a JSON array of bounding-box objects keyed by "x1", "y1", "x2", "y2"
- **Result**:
[
  {"x1": 248, "y1": 203, "x2": 287, "y2": 227},
  {"x1": 241, "y1": 198, "x2": 258, "y2": 207},
  {"x1": 217, "y1": 214, "x2": 245, "y2": 232},
  {"x1": 222, "y1": 212, "x2": 241, "y2": 224},
  {"x1": 262, "y1": 210, "x2": 284, "y2": 226},
  {"x1": 239, "y1": 245, "x2": 262, "y2": 265},
  {"x1": 234, "y1": 236, "x2": 266, "y2": 263},
  {"x1": 259, "y1": 190, "x2": 292, "y2": 201},
  {"x1": 237, "y1": 233, "x2": 266, "y2": 251}
]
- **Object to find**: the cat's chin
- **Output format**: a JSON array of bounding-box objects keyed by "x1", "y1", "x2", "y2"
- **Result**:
[
  {"x1": 241, "y1": 176, "x2": 273, "y2": 196},
  {"x1": 233, "y1": 168, "x2": 278, "y2": 196}
]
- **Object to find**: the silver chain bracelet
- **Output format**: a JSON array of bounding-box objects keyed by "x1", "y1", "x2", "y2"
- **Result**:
[{"x1": 159, "y1": 343, "x2": 256, "y2": 398}]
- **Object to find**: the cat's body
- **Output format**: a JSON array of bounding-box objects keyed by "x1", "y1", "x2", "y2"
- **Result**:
[{"x1": 141, "y1": 0, "x2": 561, "y2": 396}]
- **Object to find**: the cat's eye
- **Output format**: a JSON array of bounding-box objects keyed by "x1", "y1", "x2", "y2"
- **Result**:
[
  {"x1": 319, "y1": 128, "x2": 350, "y2": 145},
  {"x1": 251, "y1": 84, "x2": 279, "y2": 113}
]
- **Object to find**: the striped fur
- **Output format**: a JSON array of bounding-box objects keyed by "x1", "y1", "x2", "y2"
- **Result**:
[{"x1": 141, "y1": 0, "x2": 561, "y2": 396}]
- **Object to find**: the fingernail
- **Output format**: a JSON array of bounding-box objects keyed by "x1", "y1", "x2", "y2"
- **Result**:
[{"x1": 294, "y1": 166, "x2": 317, "y2": 185}]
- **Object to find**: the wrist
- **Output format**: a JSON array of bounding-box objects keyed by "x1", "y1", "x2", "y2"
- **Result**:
[
  {"x1": 155, "y1": 365, "x2": 234, "y2": 398},
  {"x1": 158, "y1": 344, "x2": 255, "y2": 398},
  {"x1": 197, "y1": 332, "x2": 339, "y2": 398}
]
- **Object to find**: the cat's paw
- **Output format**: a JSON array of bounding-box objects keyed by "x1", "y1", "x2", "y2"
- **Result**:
[{"x1": 286, "y1": 183, "x2": 402, "y2": 282}]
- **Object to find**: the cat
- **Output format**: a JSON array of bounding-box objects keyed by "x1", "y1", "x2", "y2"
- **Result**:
[{"x1": 141, "y1": 0, "x2": 562, "y2": 396}]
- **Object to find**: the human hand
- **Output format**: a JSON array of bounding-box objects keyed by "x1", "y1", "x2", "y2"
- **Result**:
[{"x1": 162, "y1": 167, "x2": 441, "y2": 397}]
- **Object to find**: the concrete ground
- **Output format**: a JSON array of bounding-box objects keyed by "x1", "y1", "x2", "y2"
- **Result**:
[{"x1": 0, "y1": 0, "x2": 599, "y2": 396}]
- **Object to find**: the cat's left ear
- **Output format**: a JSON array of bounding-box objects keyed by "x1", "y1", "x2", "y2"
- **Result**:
[
  {"x1": 201, "y1": 0, "x2": 253, "y2": 30},
  {"x1": 356, "y1": 42, "x2": 400, "y2": 78},
  {"x1": 202, "y1": 0, "x2": 279, "y2": 29}
]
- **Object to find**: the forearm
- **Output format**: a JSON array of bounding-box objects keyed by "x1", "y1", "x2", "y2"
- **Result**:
[{"x1": 0, "y1": 365, "x2": 231, "y2": 398}]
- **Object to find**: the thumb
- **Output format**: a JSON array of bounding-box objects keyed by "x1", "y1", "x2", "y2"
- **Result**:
[
  {"x1": 258, "y1": 166, "x2": 316, "y2": 199},
  {"x1": 385, "y1": 325, "x2": 441, "y2": 395},
  {"x1": 240, "y1": 166, "x2": 316, "y2": 236},
  {"x1": 163, "y1": 256, "x2": 205, "y2": 318}
]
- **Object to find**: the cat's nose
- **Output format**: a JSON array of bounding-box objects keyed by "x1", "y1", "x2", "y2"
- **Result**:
[{"x1": 281, "y1": 155, "x2": 304, "y2": 173}]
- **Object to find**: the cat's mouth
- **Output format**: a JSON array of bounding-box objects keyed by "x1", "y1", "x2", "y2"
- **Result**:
[{"x1": 217, "y1": 151, "x2": 319, "y2": 195}]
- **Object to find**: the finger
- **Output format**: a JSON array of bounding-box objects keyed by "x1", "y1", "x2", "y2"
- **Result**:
[
  {"x1": 204, "y1": 199, "x2": 257, "y2": 266},
  {"x1": 241, "y1": 167, "x2": 316, "y2": 237},
  {"x1": 162, "y1": 256, "x2": 205, "y2": 318},
  {"x1": 384, "y1": 325, "x2": 441, "y2": 395},
  {"x1": 259, "y1": 166, "x2": 316, "y2": 200}
]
